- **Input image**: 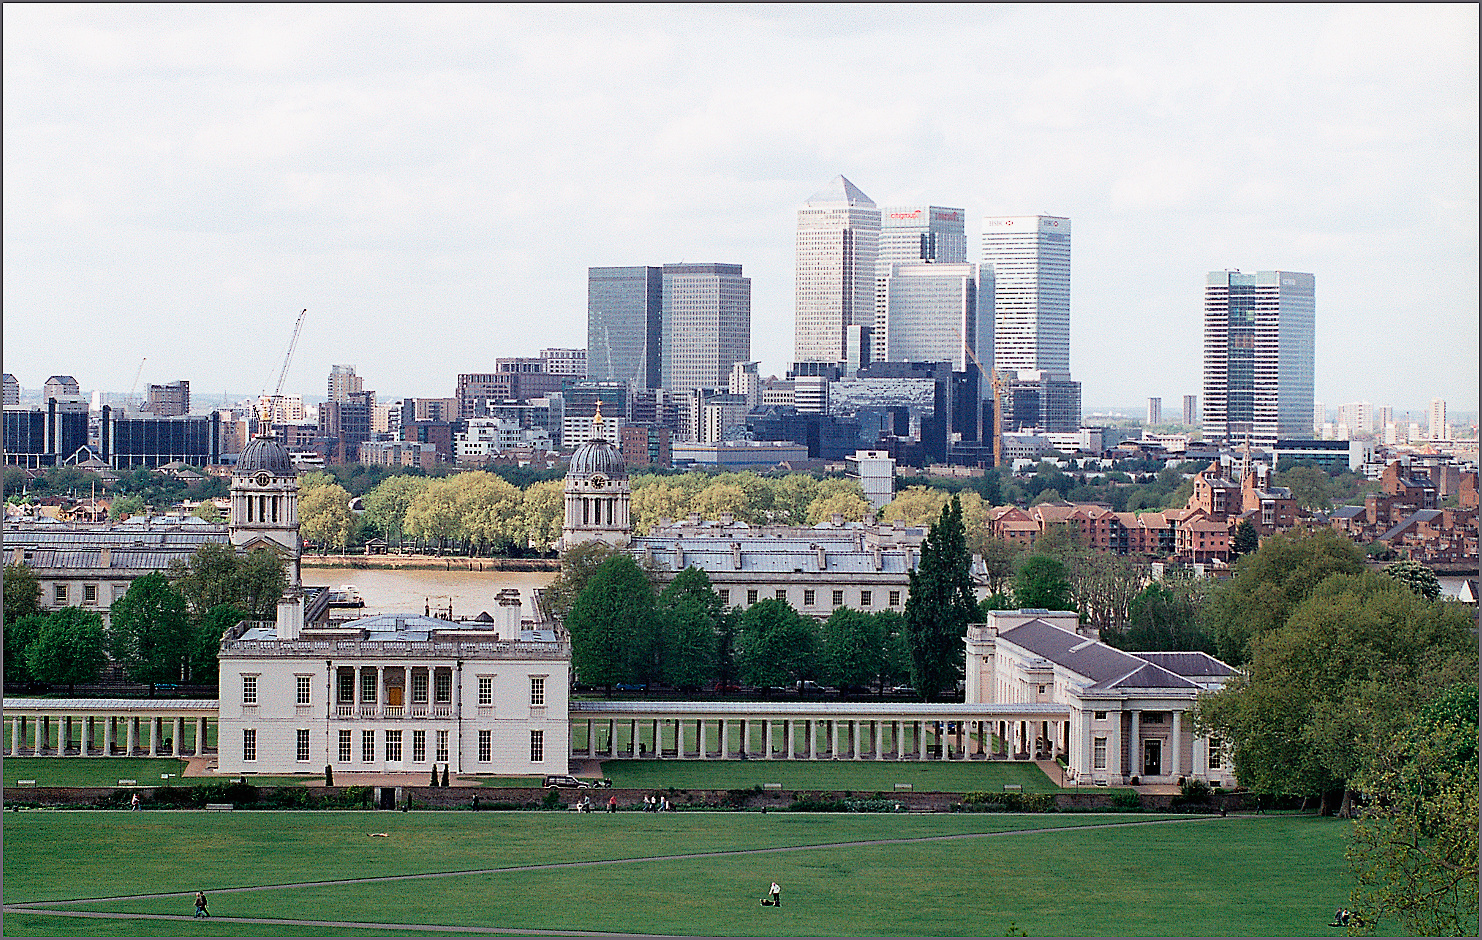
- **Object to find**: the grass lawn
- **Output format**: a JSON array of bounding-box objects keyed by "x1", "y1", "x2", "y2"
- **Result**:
[
  {"x1": 3, "y1": 758, "x2": 189, "y2": 788},
  {"x1": 597, "y1": 758, "x2": 1069, "y2": 793},
  {"x1": 3, "y1": 811, "x2": 1363, "y2": 937}
]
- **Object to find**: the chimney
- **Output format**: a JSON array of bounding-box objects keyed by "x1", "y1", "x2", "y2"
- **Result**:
[
  {"x1": 276, "y1": 591, "x2": 303, "y2": 641},
  {"x1": 863, "y1": 514, "x2": 876, "y2": 526},
  {"x1": 731, "y1": 542, "x2": 742, "y2": 569},
  {"x1": 831, "y1": 513, "x2": 843, "y2": 525},
  {"x1": 99, "y1": 547, "x2": 112, "y2": 569},
  {"x1": 872, "y1": 545, "x2": 882, "y2": 571},
  {"x1": 720, "y1": 512, "x2": 734, "y2": 525},
  {"x1": 495, "y1": 589, "x2": 522, "y2": 637},
  {"x1": 814, "y1": 544, "x2": 826, "y2": 570},
  {"x1": 673, "y1": 544, "x2": 684, "y2": 569}
]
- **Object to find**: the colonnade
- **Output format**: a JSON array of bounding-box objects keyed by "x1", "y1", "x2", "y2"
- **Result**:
[{"x1": 6, "y1": 711, "x2": 213, "y2": 757}]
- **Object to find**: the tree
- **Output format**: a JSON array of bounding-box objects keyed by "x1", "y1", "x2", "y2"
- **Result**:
[
  {"x1": 902, "y1": 497, "x2": 978, "y2": 701},
  {"x1": 769, "y1": 474, "x2": 820, "y2": 525},
  {"x1": 1382, "y1": 559, "x2": 1441, "y2": 600},
  {"x1": 1014, "y1": 555, "x2": 1072, "y2": 610},
  {"x1": 452, "y1": 471, "x2": 524, "y2": 554},
  {"x1": 1104, "y1": 581, "x2": 1215, "y2": 653},
  {"x1": 565, "y1": 555, "x2": 659, "y2": 693},
  {"x1": 108, "y1": 572, "x2": 195, "y2": 691},
  {"x1": 299, "y1": 477, "x2": 356, "y2": 553},
  {"x1": 819, "y1": 607, "x2": 882, "y2": 692},
  {"x1": 692, "y1": 482, "x2": 747, "y2": 522},
  {"x1": 5, "y1": 613, "x2": 47, "y2": 686},
  {"x1": 805, "y1": 487, "x2": 870, "y2": 524},
  {"x1": 110, "y1": 493, "x2": 145, "y2": 520},
  {"x1": 1346, "y1": 682, "x2": 1479, "y2": 936},
  {"x1": 191, "y1": 604, "x2": 246, "y2": 685},
  {"x1": 735, "y1": 599, "x2": 819, "y2": 690},
  {"x1": 542, "y1": 541, "x2": 626, "y2": 621},
  {"x1": 26, "y1": 607, "x2": 107, "y2": 694},
  {"x1": 1201, "y1": 527, "x2": 1365, "y2": 665},
  {"x1": 1195, "y1": 572, "x2": 1476, "y2": 816},
  {"x1": 979, "y1": 537, "x2": 1019, "y2": 596},
  {"x1": 170, "y1": 543, "x2": 284, "y2": 621},
  {"x1": 629, "y1": 479, "x2": 692, "y2": 536},
  {"x1": 4, "y1": 563, "x2": 40, "y2": 624},
  {"x1": 520, "y1": 479, "x2": 565, "y2": 551},
  {"x1": 192, "y1": 501, "x2": 223, "y2": 523},
  {"x1": 404, "y1": 476, "x2": 463, "y2": 553},
  {"x1": 1230, "y1": 519, "x2": 1259, "y2": 559},
  {"x1": 655, "y1": 567, "x2": 722, "y2": 691},
  {"x1": 361, "y1": 474, "x2": 431, "y2": 547},
  {"x1": 1273, "y1": 464, "x2": 1332, "y2": 511},
  {"x1": 879, "y1": 486, "x2": 949, "y2": 526}
]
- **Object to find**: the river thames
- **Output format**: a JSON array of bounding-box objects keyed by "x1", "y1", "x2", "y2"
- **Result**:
[{"x1": 304, "y1": 567, "x2": 556, "y2": 621}]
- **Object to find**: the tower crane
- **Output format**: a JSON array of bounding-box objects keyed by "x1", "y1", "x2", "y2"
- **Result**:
[
  {"x1": 952, "y1": 326, "x2": 1003, "y2": 469},
  {"x1": 127, "y1": 357, "x2": 146, "y2": 412},
  {"x1": 258, "y1": 309, "x2": 308, "y2": 438}
]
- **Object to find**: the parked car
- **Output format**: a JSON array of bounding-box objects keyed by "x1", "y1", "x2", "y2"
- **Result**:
[
  {"x1": 542, "y1": 775, "x2": 590, "y2": 789},
  {"x1": 890, "y1": 684, "x2": 917, "y2": 696}
]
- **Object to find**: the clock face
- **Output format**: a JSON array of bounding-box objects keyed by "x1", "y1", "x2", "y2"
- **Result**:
[
  {"x1": 590, "y1": 474, "x2": 606, "y2": 488},
  {"x1": 255, "y1": 472, "x2": 271, "y2": 487}
]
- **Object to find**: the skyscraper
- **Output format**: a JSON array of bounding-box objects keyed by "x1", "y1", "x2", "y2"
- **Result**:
[
  {"x1": 1147, "y1": 398, "x2": 1162, "y2": 425},
  {"x1": 880, "y1": 262, "x2": 979, "y2": 372},
  {"x1": 660, "y1": 263, "x2": 751, "y2": 394},
  {"x1": 1429, "y1": 398, "x2": 1447, "y2": 439},
  {"x1": 1201, "y1": 270, "x2": 1315, "y2": 443},
  {"x1": 1184, "y1": 394, "x2": 1200, "y2": 427},
  {"x1": 794, "y1": 176, "x2": 880, "y2": 364},
  {"x1": 328, "y1": 365, "x2": 362, "y2": 402},
  {"x1": 980, "y1": 216, "x2": 1071, "y2": 372},
  {"x1": 876, "y1": 206, "x2": 968, "y2": 346},
  {"x1": 588, "y1": 266, "x2": 663, "y2": 391}
]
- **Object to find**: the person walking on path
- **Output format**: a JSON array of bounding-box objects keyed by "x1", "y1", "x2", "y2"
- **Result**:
[
  {"x1": 194, "y1": 891, "x2": 209, "y2": 918},
  {"x1": 607, "y1": 795, "x2": 617, "y2": 814},
  {"x1": 130, "y1": 793, "x2": 141, "y2": 811},
  {"x1": 769, "y1": 882, "x2": 781, "y2": 907}
]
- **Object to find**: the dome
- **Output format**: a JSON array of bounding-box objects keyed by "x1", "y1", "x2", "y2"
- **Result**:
[
  {"x1": 567, "y1": 438, "x2": 624, "y2": 477},
  {"x1": 237, "y1": 436, "x2": 295, "y2": 477}
]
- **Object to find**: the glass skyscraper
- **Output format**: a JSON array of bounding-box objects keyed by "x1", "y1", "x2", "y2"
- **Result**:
[
  {"x1": 980, "y1": 215, "x2": 1071, "y2": 373},
  {"x1": 1202, "y1": 270, "x2": 1315, "y2": 443},
  {"x1": 588, "y1": 267, "x2": 662, "y2": 391},
  {"x1": 660, "y1": 263, "x2": 751, "y2": 394},
  {"x1": 794, "y1": 176, "x2": 880, "y2": 365}
]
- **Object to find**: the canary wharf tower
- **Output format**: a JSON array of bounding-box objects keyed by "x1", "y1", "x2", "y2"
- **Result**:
[{"x1": 794, "y1": 176, "x2": 880, "y2": 365}]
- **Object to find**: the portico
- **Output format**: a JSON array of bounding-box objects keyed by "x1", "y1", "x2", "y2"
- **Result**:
[{"x1": 3, "y1": 699, "x2": 217, "y2": 758}]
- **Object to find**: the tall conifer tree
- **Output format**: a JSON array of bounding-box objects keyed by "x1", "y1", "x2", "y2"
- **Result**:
[{"x1": 903, "y1": 496, "x2": 978, "y2": 701}]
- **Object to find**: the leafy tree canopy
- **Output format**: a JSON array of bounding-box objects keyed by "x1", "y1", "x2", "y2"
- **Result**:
[
  {"x1": 565, "y1": 555, "x2": 659, "y2": 691},
  {"x1": 4, "y1": 563, "x2": 41, "y2": 624},
  {"x1": 1013, "y1": 555, "x2": 1072, "y2": 611},
  {"x1": 108, "y1": 572, "x2": 195, "y2": 688},
  {"x1": 27, "y1": 606, "x2": 108, "y2": 693},
  {"x1": 736, "y1": 598, "x2": 819, "y2": 690},
  {"x1": 1382, "y1": 559, "x2": 1441, "y2": 600}
]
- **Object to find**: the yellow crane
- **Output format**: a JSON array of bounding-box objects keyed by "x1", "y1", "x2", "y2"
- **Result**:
[{"x1": 951, "y1": 326, "x2": 1003, "y2": 468}]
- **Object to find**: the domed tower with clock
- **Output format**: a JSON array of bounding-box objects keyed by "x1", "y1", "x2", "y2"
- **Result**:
[
  {"x1": 561, "y1": 402, "x2": 631, "y2": 550},
  {"x1": 230, "y1": 433, "x2": 305, "y2": 636}
]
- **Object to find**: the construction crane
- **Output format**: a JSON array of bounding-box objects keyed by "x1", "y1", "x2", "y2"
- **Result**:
[
  {"x1": 127, "y1": 357, "x2": 146, "y2": 412},
  {"x1": 951, "y1": 326, "x2": 1003, "y2": 469},
  {"x1": 259, "y1": 309, "x2": 308, "y2": 438}
]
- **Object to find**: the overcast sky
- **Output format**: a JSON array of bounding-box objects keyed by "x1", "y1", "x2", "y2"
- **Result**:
[{"x1": 4, "y1": 4, "x2": 1477, "y2": 417}]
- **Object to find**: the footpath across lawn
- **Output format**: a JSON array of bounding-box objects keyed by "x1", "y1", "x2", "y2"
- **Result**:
[
  {"x1": 597, "y1": 758, "x2": 1065, "y2": 793},
  {"x1": 3, "y1": 811, "x2": 1359, "y2": 937}
]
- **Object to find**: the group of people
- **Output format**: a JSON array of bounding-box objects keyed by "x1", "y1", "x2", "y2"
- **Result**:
[
  {"x1": 642, "y1": 795, "x2": 672, "y2": 812},
  {"x1": 577, "y1": 795, "x2": 621, "y2": 813}
]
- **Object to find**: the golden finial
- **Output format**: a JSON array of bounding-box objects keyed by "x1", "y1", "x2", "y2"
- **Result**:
[{"x1": 592, "y1": 400, "x2": 604, "y2": 427}]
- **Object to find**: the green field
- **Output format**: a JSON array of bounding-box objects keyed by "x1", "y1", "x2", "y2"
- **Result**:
[
  {"x1": 3, "y1": 811, "x2": 1364, "y2": 937},
  {"x1": 3, "y1": 758, "x2": 191, "y2": 789},
  {"x1": 598, "y1": 758, "x2": 1070, "y2": 793}
]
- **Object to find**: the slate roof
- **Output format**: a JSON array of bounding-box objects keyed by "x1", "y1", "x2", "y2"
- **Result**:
[
  {"x1": 1329, "y1": 506, "x2": 1365, "y2": 520},
  {"x1": 1132, "y1": 651, "x2": 1237, "y2": 679},
  {"x1": 996, "y1": 619, "x2": 1205, "y2": 692},
  {"x1": 1380, "y1": 509, "x2": 1444, "y2": 542}
]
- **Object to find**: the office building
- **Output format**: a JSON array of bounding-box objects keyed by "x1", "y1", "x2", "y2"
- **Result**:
[
  {"x1": 877, "y1": 206, "x2": 967, "y2": 339},
  {"x1": 328, "y1": 365, "x2": 363, "y2": 402},
  {"x1": 1184, "y1": 395, "x2": 1199, "y2": 427},
  {"x1": 794, "y1": 176, "x2": 880, "y2": 365},
  {"x1": 881, "y1": 263, "x2": 980, "y2": 374},
  {"x1": 539, "y1": 348, "x2": 587, "y2": 377},
  {"x1": 660, "y1": 263, "x2": 751, "y2": 394},
  {"x1": 3, "y1": 399, "x2": 90, "y2": 468},
  {"x1": 43, "y1": 376, "x2": 80, "y2": 401},
  {"x1": 1337, "y1": 402, "x2": 1373, "y2": 437},
  {"x1": 100, "y1": 407, "x2": 223, "y2": 469},
  {"x1": 1201, "y1": 270, "x2": 1315, "y2": 443},
  {"x1": 588, "y1": 266, "x2": 662, "y2": 391},
  {"x1": 4, "y1": 374, "x2": 20, "y2": 406},
  {"x1": 980, "y1": 216, "x2": 1071, "y2": 372},
  {"x1": 1147, "y1": 398, "x2": 1162, "y2": 426},
  {"x1": 1313, "y1": 402, "x2": 1326, "y2": 433},
  {"x1": 1429, "y1": 398, "x2": 1447, "y2": 440},
  {"x1": 998, "y1": 370, "x2": 1082, "y2": 434},
  {"x1": 845, "y1": 449, "x2": 896, "y2": 511},
  {"x1": 143, "y1": 380, "x2": 190, "y2": 417}
]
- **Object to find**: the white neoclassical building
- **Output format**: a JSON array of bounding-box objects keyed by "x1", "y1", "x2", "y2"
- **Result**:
[{"x1": 965, "y1": 610, "x2": 1238, "y2": 787}]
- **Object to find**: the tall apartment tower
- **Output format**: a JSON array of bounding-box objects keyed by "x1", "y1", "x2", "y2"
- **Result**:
[
  {"x1": 876, "y1": 206, "x2": 968, "y2": 348},
  {"x1": 328, "y1": 365, "x2": 363, "y2": 402},
  {"x1": 980, "y1": 216, "x2": 1071, "y2": 372},
  {"x1": 1201, "y1": 270, "x2": 1315, "y2": 443},
  {"x1": 660, "y1": 263, "x2": 751, "y2": 394},
  {"x1": 1147, "y1": 398, "x2": 1162, "y2": 425},
  {"x1": 1429, "y1": 398, "x2": 1447, "y2": 439},
  {"x1": 880, "y1": 263, "x2": 980, "y2": 373},
  {"x1": 143, "y1": 380, "x2": 191, "y2": 417},
  {"x1": 589, "y1": 266, "x2": 663, "y2": 391},
  {"x1": 1184, "y1": 394, "x2": 1199, "y2": 427},
  {"x1": 794, "y1": 176, "x2": 880, "y2": 365}
]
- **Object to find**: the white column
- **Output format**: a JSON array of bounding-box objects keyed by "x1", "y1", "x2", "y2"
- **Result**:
[
  {"x1": 11, "y1": 715, "x2": 20, "y2": 755},
  {"x1": 198, "y1": 717, "x2": 209, "y2": 755},
  {"x1": 127, "y1": 717, "x2": 138, "y2": 755},
  {"x1": 1129, "y1": 710, "x2": 1141, "y2": 780},
  {"x1": 830, "y1": 721, "x2": 840, "y2": 760},
  {"x1": 1171, "y1": 711, "x2": 1182, "y2": 778},
  {"x1": 874, "y1": 722, "x2": 884, "y2": 760},
  {"x1": 173, "y1": 718, "x2": 183, "y2": 757},
  {"x1": 786, "y1": 720, "x2": 795, "y2": 759},
  {"x1": 629, "y1": 719, "x2": 638, "y2": 757},
  {"x1": 719, "y1": 719, "x2": 728, "y2": 758},
  {"x1": 586, "y1": 720, "x2": 595, "y2": 759}
]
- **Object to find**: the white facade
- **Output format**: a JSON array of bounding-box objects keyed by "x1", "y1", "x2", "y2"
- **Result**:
[
  {"x1": 561, "y1": 414, "x2": 621, "y2": 448},
  {"x1": 217, "y1": 606, "x2": 570, "y2": 777},
  {"x1": 795, "y1": 176, "x2": 880, "y2": 364},
  {"x1": 876, "y1": 205, "x2": 968, "y2": 348},
  {"x1": 1429, "y1": 398, "x2": 1447, "y2": 440},
  {"x1": 1201, "y1": 270, "x2": 1315, "y2": 444},
  {"x1": 845, "y1": 449, "x2": 896, "y2": 511},
  {"x1": 881, "y1": 262, "x2": 980, "y2": 372},
  {"x1": 456, "y1": 418, "x2": 553, "y2": 461},
  {"x1": 980, "y1": 215, "x2": 1071, "y2": 373},
  {"x1": 964, "y1": 611, "x2": 1238, "y2": 786},
  {"x1": 539, "y1": 348, "x2": 587, "y2": 377}
]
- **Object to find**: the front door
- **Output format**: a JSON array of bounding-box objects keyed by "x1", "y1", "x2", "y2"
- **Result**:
[
  {"x1": 1143, "y1": 739, "x2": 1162, "y2": 777},
  {"x1": 388, "y1": 687, "x2": 404, "y2": 707}
]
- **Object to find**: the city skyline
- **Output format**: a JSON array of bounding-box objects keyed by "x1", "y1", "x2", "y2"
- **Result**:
[{"x1": 3, "y1": 6, "x2": 1477, "y2": 413}]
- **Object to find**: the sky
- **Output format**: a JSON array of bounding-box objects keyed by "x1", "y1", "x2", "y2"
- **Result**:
[{"x1": 4, "y1": 4, "x2": 1477, "y2": 418}]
